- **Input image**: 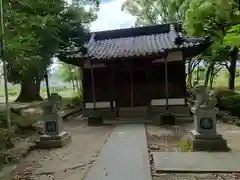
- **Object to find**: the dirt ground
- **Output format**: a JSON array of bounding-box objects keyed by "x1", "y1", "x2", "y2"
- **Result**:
[
  {"x1": 147, "y1": 122, "x2": 240, "y2": 180},
  {"x1": 1, "y1": 117, "x2": 114, "y2": 180}
]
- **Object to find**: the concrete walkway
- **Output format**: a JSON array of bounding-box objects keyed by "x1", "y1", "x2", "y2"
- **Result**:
[
  {"x1": 153, "y1": 152, "x2": 240, "y2": 173},
  {"x1": 84, "y1": 124, "x2": 152, "y2": 180}
]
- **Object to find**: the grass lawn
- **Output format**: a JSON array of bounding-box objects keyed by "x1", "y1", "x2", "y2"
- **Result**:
[
  {"x1": 213, "y1": 70, "x2": 240, "y2": 91},
  {"x1": 192, "y1": 68, "x2": 240, "y2": 91},
  {"x1": 0, "y1": 85, "x2": 74, "y2": 102}
]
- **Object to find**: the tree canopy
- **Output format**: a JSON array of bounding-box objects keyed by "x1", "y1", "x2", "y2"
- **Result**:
[
  {"x1": 3, "y1": 0, "x2": 98, "y2": 101},
  {"x1": 183, "y1": 0, "x2": 240, "y2": 88},
  {"x1": 122, "y1": 0, "x2": 187, "y2": 26},
  {"x1": 224, "y1": 24, "x2": 240, "y2": 48}
]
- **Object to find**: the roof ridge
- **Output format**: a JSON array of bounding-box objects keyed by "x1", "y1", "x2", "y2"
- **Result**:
[{"x1": 92, "y1": 23, "x2": 180, "y2": 41}]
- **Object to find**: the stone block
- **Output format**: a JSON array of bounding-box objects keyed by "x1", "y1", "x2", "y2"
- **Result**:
[
  {"x1": 190, "y1": 130, "x2": 223, "y2": 140},
  {"x1": 160, "y1": 113, "x2": 176, "y2": 125},
  {"x1": 88, "y1": 115, "x2": 103, "y2": 126},
  {"x1": 191, "y1": 138, "x2": 229, "y2": 152},
  {"x1": 190, "y1": 130, "x2": 229, "y2": 152},
  {"x1": 192, "y1": 108, "x2": 217, "y2": 134},
  {"x1": 35, "y1": 132, "x2": 71, "y2": 149},
  {"x1": 153, "y1": 152, "x2": 240, "y2": 172}
]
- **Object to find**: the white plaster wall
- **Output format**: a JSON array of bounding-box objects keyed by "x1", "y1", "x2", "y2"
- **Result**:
[
  {"x1": 152, "y1": 51, "x2": 183, "y2": 63},
  {"x1": 85, "y1": 101, "x2": 116, "y2": 109},
  {"x1": 151, "y1": 98, "x2": 185, "y2": 106}
]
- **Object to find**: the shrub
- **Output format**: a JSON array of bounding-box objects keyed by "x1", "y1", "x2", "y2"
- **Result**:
[
  {"x1": 213, "y1": 88, "x2": 239, "y2": 108},
  {"x1": 50, "y1": 93, "x2": 62, "y2": 100},
  {"x1": 218, "y1": 94, "x2": 240, "y2": 117},
  {"x1": 213, "y1": 88, "x2": 238, "y2": 100},
  {"x1": 219, "y1": 95, "x2": 240, "y2": 110},
  {"x1": 228, "y1": 104, "x2": 240, "y2": 117},
  {"x1": 71, "y1": 94, "x2": 83, "y2": 106}
]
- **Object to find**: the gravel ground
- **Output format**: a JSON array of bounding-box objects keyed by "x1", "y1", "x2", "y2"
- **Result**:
[
  {"x1": 147, "y1": 121, "x2": 240, "y2": 180},
  {"x1": 6, "y1": 117, "x2": 115, "y2": 180}
]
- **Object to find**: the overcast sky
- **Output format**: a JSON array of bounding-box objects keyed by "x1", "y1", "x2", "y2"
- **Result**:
[
  {"x1": 68, "y1": 0, "x2": 136, "y2": 31},
  {"x1": 90, "y1": 0, "x2": 136, "y2": 31}
]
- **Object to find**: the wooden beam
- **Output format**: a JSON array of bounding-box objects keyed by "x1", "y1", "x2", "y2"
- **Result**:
[
  {"x1": 84, "y1": 63, "x2": 106, "y2": 68},
  {"x1": 152, "y1": 51, "x2": 183, "y2": 63},
  {"x1": 90, "y1": 62, "x2": 96, "y2": 110},
  {"x1": 164, "y1": 55, "x2": 169, "y2": 110}
]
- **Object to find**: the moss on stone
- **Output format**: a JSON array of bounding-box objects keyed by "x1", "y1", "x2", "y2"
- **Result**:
[{"x1": 177, "y1": 140, "x2": 192, "y2": 152}]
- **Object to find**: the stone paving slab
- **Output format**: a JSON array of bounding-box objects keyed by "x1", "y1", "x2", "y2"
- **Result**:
[
  {"x1": 153, "y1": 152, "x2": 240, "y2": 173},
  {"x1": 84, "y1": 124, "x2": 152, "y2": 180}
]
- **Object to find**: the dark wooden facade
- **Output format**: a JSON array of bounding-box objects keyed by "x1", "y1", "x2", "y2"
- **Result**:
[
  {"x1": 83, "y1": 60, "x2": 185, "y2": 107},
  {"x1": 59, "y1": 23, "x2": 210, "y2": 110}
]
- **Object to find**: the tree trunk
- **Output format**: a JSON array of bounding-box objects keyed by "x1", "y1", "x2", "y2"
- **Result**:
[
  {"x1": 209, "y1": 68, "x2": 214, "y2": 89},
  {"x1": 15, "y1": 78, "x2": 43, "y2": 102},
  {"x1": 71, "y1": 80, "x2": 75, "y2": 90},
  {"x1": 36, "y1": 77, "x2": 41, "y2": 94},
  {"x1": 204, "y1": 63, "x2": 214, "y2": 86},
  {"x1": 228, "y1": 49, "x2": 238, "y2": 90},
  {"x1": 75, "y1": 78, "x2": 80, "y2": 94},
  {"x1": 44, "y1": 73, "x2": 50, "y2": 99},
  {"x1": 204, "y1": 67, "x2": 211, "y2": 86}
]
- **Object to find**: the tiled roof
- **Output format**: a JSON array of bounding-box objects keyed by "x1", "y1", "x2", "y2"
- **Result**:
[{"x1": 71, "y1": 23, "x2": 209, "y2": 60}]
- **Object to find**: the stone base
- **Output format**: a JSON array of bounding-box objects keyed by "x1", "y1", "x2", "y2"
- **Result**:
[
  {"x1": 88, "y1": 115, "x2": 103, "y2": 126},
  {"x1": 35, "y1": 132, "x2": 71, "y2": 149},
  {"x1": 190, "y1": 130, "x2": 229, "y2": 152},
  {"x1": 160, "y1": 113, "x2": 176, "y2": 125}
]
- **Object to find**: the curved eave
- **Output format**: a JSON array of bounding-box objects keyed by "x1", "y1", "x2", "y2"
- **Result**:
[
  {"x1": 58, "y1": 54, "x2": 84, "y2": 67},
  {"x1": 59, "y1": 36, "x2": 211, "y2": 66},
  {"x1": 183, "y1": 37, "x2": 212, "y2": 58}
]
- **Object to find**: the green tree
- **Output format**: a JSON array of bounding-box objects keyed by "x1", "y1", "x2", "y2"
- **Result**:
[
  {"x1": 122, "y1": 0, "x2": 187, "y2": 26},
  {"x1": 224, "y1": 24, "x2": 240, "y2": 47},
  {"x1": 184, "y1": 0, "x2": 240, "y2": 89},
  {"x1": 223, "y1": 23, "x2": 240, "y2": 89},
  {"x1": 4, "y1": 0, "x2": 97, "y2": 102},
  {"x1": 57, "y1": 63, "x2": 82, "y2": 94}
]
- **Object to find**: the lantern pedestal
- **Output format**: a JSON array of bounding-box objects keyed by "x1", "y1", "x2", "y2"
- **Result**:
[
  {"x1": 35, "y1": 96, "x2": 71, "y2": 149},
  {"x1": 36, "y1": 132, "x2": 71, "y2": 149}
]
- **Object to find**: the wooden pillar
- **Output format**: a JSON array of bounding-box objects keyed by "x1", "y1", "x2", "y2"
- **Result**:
[
  {"x1": 90, "y1": 62, "x2": 96, "y2": 110},
  {"x1": 130, "y1": 63, "x2": 134, "y2": 107},
  {"x1": 146, "y1": 65, "x2": 151, "y2": 108},
  {"x1": 115, "y1": 64, "x2": 119, "y2": 117},
  {"x1": 164, "y1": 55, "x2": 169, "y2": 110},
  {"x1": 110, "y1": 65, "x2": 115, "y2": 112},
  {"x1": 146, "y1": 64, "x2": 152, "y2": 116}
]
